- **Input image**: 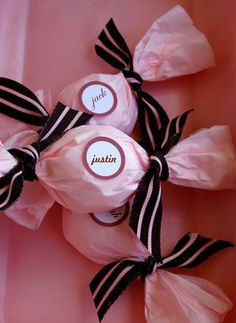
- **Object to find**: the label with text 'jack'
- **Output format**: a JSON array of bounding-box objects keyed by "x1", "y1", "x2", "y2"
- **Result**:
[{"x1": 78, "y1": 81, "x2": 117, "y2": 115}]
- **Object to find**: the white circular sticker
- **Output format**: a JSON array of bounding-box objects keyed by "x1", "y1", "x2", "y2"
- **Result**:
[
  {"x1": 78, "y1": 81, "x2": 117, "y2": 115},
  {"x1": 90, "y1": 203, "x2": 129, "y2": 227},
  {"x1": 83, "y1": 137, "x2": 125, "y2": 179}
]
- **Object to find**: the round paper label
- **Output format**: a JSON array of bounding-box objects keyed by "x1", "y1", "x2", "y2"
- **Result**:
[
  {"x1": 78, "y1": 81, "x2": 117, "y2": 115},
  {"x1": 83, "y1": 137, "x2": 125, "y2": 179},
  {"x1": 90, "y1": 203, "x2": 129, "y2": 226}
]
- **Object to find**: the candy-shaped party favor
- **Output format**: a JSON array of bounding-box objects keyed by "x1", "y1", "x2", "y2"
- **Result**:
[
  {"x1": 60, "y1": 126, "x2": 236, "y2": 262},
  {"x1": 94, "y1": 5, "x2": 215, "y2": 150},
  {"x1": 0, "y1": 79, "x2": 92, "y2": 213},
  {"x1": 1, "y1": 108, "x2": 236, "y2": 235},
  {"x1": 59, "y1": 5, "x2": 214, "y2": 137},
  {"x1": 0, "y1": 78, "x2": 54, "y2": 228},
  {"x1": 62, "y1": 123, "x2": 236, "y2": 261}
]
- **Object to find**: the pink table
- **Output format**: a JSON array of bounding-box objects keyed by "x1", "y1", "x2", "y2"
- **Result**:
[{"x1": 0, "y1": 0, "x2": 235, "y2": 322}]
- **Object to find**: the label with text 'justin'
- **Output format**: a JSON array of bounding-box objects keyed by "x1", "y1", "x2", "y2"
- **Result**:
[
  {"x1": 78, "y1": 81, "x2": 117, "y2": 115},
  {"x1": 83, "y1": 136, "x2": 125, "y2": 179}
]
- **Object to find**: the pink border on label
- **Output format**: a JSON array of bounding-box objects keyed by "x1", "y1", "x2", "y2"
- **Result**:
[
  {"x1": 89, "y1": 202, "x2": 130, "y2": 227},
  {"x1": 78, "y1": 81, "x2": 118, "y2": 116},
  {"x1": 82, "y1": 136, "x2": 126, "y2": 179}
]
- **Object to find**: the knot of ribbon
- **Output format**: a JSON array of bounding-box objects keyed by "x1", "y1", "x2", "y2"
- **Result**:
[
  {"x1": 8, "y1": 143, "x2": 40, "y2": 181},
  {"x1": 90, "y1": 232, "x2": 233, "y2": 322},
  {"x1": 150, "y1": 152, "x2": 169, "y2": 182},
  {"x1": 122, "y1": 69, "x2": 143, "y2": 92},
  {"x1": 140, "y1": 256, "x2": 157, "y2": 282}
]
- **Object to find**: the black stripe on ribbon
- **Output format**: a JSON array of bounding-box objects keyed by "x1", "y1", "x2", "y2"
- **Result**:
[
  {"x1": 158, "y1": 109, "x2": 193, "y2": 154},
  {"x1": 38, "y1": 102, "x2": 92, "y2": 151},
  {"x1": 90, "y1": 233, "x2": 233, "y2": 321},
  {"x1": 9, "y1": 143, "x2": 40, "y2": 181},
  {"x1": 90, "y1": 259, "x2": 143, "y2": 322},
  {"x1": 159, "y1": 232, "x2": 234, "y2": 269},
  {"x1": 137, "y1": 91, "x2": 169, "y2": 153},
  {"x1": 0, "y1": 86, "x2": 92, "y2": 210},
  {"x1": 0, "y1": 77, "x2": 49, "y2": 126},
  {"x1": 0, "y1": 164, "x2": 23, "y2": 210},
  {"x1": 95, "y1": 18, "x2": 132, "y2": 70}
]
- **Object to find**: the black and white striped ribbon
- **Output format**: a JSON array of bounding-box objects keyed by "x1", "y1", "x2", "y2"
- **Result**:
[
  {"x1": 95, "y1": 18, "x2": 133, "y2": 71},
  {"x1": 130, "y1": 152, "x2": 169, "y2": 261},
  {"x1": 95, "y1": 18, "x2": 173, "y2": 153},
  {"x1": 0, "y1": 99, "x2": 92, "y2": 210},
  {"x1": 90, "y1": 232, "x2": 233, "y2": 322},
  {"x1": 129, "y1": 108, "x2": 192, "y2": 262},
  {"x1": 0, "y1": 77, "x2": 49, "y2": 126},
  {"x1": 9, "y1": 142, "x2": 40, "y2": 182},
  {"x1": 156, "y1": 108, "x2": 193, "y2": 154},
  {"x1": 159, "y1": 232, "x2": 233, "y2": 269},
  {"x1": 90, "y1": 258, "x2": 143, "y2": 322},
  {"x1": 37, "y1": 102, "x2": 91, "y2": 151},
  {"x1": 0, "y1": 164, "x2": 23, "y2": 210}
]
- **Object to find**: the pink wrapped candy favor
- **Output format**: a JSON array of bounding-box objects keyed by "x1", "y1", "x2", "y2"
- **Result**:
[
  {"x1": 0, "y1": 78, "x2": 93, "y2": 224},
  {"x1": 1, "y1": 95, "x2": 236, "y2": 229},
  {"x1": 37, "y1": 124, "x2": 236, "y2": 214},
  {"x1": 59, "y1": 120, "x2": 236, "y2": 259},
  {"x1": 0, "y1": 79, "x2": 54, "y2": 229},
  {"x1": 62, "y1": 125, "x2": 236, "y2": 262},
  {"x1": 59, "y1": 5, "x2": 215, "y2": 136}
]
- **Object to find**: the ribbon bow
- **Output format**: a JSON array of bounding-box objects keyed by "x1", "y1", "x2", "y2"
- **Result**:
[
  {"x1": 129, "y1": 105, "x2": 192, "y2": 261},
  {"x1": 0, "y1": 78, "x2": 92, "y2": 210},
  {"x1": 95, "y1": 19, "x2": 193, "y2": 153},
  {"x1": 90, "y1": 232, "x2": 233, "y2": 322},
  {"x1": 96, "y1": 18, "x2": 168, "y2": 152}
]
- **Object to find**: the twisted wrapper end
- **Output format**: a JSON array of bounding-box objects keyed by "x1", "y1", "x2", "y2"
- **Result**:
[
  {"x1": 89, "y1": 232, "x2": 233, "y2": 322},
  {"x1": 0, "y1": 78, "x2": 93, "y2": 211}
]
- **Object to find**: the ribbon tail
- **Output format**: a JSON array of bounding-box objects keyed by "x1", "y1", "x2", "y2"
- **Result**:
[
  {"x1": 159, "y1": 232, "x2": 233, "y2": 269},
  {"x1": 0, "y1": 77, "x2": 49, "y2": 126},
  {"x1": 137, "y1": 90, "x2": 169, "y2": 152},
  {"x1": 90, "y1": 259, "x2": 142, "y2": 322},
  {"x1": 38, "y1": 102, "x2": 92, "y2": 151},
  {"x1": 130, "y1": 166, "x2": 163, "y2": 262},
  {"x1": 95, "y1": 18, "x2": 133, "y2": 70},
  {"x1": 0, "y1": 164, "x2": 23, "y2": 210},
  {"x1": 160, "y1": 109, "x2": 193, "y2": 154}
]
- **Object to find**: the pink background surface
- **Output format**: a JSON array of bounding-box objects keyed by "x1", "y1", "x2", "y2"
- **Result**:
[{"x1": 0, "y1": 0, "x2": 235, "y2": 322}]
